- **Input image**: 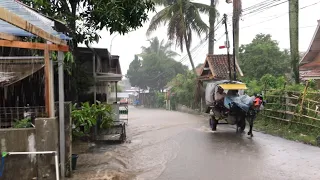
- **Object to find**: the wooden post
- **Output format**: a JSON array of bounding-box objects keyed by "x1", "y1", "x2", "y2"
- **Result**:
[
  {"x1": 298, "y1": 81, "x2": 309, "y2": 120},
  {"x1": 44, "y1": 44, "x2": 54, "y2": 117},
  {"x1": 48, "y1": 42, "x2": 55, "y2": 118}
]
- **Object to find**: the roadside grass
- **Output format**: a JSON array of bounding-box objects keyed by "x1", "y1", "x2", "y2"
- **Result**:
[{"x1": 254, "y1": 116, "x2": 320, "y2": 146}]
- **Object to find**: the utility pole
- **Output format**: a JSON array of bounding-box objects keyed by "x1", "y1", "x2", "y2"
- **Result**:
[
  {"x1": 223, "y1": 14, "x2": 232, "y2": 81},
  {"x1": 232, "y1": 24, "x2": 237, "y2": 81},
  {"x1": 208, "y1": 0, "x2": 216, "y2": 54},
  {"x1": 232, "y1": 0, "x2": 241, "y2": 81},
  {"x1": 289, "y1": 0, "x2": 299, "y2": 83},
  {"x1": 232, "y1": 0, "x2": 241, "y2": 63}
]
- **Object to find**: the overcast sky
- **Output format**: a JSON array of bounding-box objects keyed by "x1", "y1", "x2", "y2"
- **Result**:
[{"x1": 88, "y1": 0, "x2": 320, "y2": 76}]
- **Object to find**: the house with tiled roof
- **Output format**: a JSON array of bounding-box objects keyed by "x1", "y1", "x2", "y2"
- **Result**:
[
  {"x1": 198, "y1": 54, "x2": 244, "y2": 81},
  {"x1": 300, "y1": 20, "x2": 320, "y2": 83}
]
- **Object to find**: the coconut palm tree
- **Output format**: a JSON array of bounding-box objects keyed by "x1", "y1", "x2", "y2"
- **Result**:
[
  {"x1": 147, "y1": 0, "x2": 213, "y2": 74},
  {"x1": 208, "y1": 0, "x2": 219, "y2": 55},
  {"x1": 140, "y1": 37, "x2": 179, "y2": 59}
]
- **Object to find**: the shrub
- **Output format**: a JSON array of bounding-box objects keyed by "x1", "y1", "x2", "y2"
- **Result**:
[
  {"x1": 71, "y1": 101, "x2": 113, "y2": 138},
  {"x1": 13, "y1": 118, "x2": 33, "y2": 128}
]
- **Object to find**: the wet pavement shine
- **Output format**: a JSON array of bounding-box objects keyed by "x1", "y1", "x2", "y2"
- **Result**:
[{"x1": 71, "y1": 106, "x2": 320, "y2": 180}]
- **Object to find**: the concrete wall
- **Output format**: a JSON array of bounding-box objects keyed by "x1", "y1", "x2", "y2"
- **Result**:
[
  {"x1": 0, "y1": 118, "x2": 58, "y2": 180},
  {"x1": 0, "y1": 128, "x2": 37, "y2": 180}
]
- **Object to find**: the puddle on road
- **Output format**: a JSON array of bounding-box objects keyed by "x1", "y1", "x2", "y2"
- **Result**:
[
  {"x1": 194, "y1": 125, "x2": 214, "y2": 133},
  {"x1": 130, "y1": 139, "x2": 180, "y2": 180},
  {"x1": 71, "y1": 125, "x2": 183, "y2": 180}
]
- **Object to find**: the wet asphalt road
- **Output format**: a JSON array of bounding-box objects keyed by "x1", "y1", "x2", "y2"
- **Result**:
[{"x1": 72, "y1": 106, "x2": 320, "y2": 180}]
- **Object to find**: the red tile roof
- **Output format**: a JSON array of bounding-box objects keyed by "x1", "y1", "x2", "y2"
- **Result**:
[
  {"x1": 204, "y1": 54, "x2": 243, "y2": 80},
  {"x1": 300, "y1": 20, "x2": 320, "y2": 65}
]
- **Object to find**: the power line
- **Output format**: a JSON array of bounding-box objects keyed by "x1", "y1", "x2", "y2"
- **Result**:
[
  {"x1": 242, "y1": 0, "x2": 280, "y2": 12},
  {"x1": 226, "y1": 0, "x2": 282, "y2": 17},
  {"x1": 241, "y1": 0, "x2": 320, "y2": 29},
  {"x1": 258, "y1": 25, "x2": 317, "y2": 30},
  {"x1": 225, "y1": 0, "x2": 287, "y2": 27},
  {"x1": 242, "y1": 0, "x2": 288, "y2": 17}
]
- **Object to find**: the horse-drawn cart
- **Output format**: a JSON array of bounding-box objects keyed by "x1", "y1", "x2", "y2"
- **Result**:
[
  {"x1": 95, "y1": 102, "x2": 128, "y2": 142},
  {"x1": 205, "y1": 80, "x2": 265, "y2": 137}
]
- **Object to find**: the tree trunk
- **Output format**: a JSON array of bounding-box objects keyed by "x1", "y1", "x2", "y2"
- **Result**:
[
  {"x1": 289, "y1": 0, "x2": 299, "y2": 83},
  {"x1": 233, "y1": 0, "x2": 241, "y2": 62},
  {"x1": 67, "y1": 1, "x2": 79, "y2": 102},
  {"x1": 208, "y1": 0, "x2": 216, "y2": 55},
  {"x1": 184, "y1": 33, "x2": 196, "y2": 74}
]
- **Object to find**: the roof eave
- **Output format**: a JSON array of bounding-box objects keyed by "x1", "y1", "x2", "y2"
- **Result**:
[{"x1": 300, "y1": 20, "x2": 320, "y2": 64}]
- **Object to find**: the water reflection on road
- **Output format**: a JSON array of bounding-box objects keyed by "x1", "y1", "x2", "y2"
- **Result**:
[{"x1": 71, "y1": 107, "x2": 320, "y2": 180}]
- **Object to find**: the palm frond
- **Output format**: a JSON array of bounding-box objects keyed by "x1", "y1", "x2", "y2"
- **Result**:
[
  {"x1": 146, "y1": 6, "x2": 173, "y2": 36},
  {"x1": 191, "y1": 2, "x2": 213, "y2": 14},
  {"x1": 166, "y1": 50, "x2": 180, "y2": 58},
  {"x1": 188, "y1": 9, "x2": 209, "y2": 37},
  {"x1": 152, "y1": 0, "x2": 174, "y2": 6}
]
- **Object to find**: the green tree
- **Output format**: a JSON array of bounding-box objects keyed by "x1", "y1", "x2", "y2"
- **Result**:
[
  {"x1": 239, "y1": 34, "x2": 291, "y2": 80},
  {"x1": 21, "y1": 0, "x2": 155, "y2": 102},
  {"x1": 141, "y1": 37, "x2": 179, "y2": 58},
  {"x1": 168, "y1": 71, "x2": 197, "y2": 107},
  {"x1": 127, "y1": 38, "x2": 188, "y2": 91},
  {"x1": 126, "y1": 55, "x2": 146, "y2": 89},
  {"x1": 21, "y1": 0, "x2": 155, "y2": 44},
  {"x1": 140, "y1": 53, "x2": 187, "y2": 91},
  {"x1": 147, "y1": 0, "x2": 212, "y2": 73}
]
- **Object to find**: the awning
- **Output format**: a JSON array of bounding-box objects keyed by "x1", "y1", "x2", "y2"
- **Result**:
[
  {"x1": 0, "y1": 63, "x2": 44, "y2": 87},
  {"x1": 219, "y1": 83, "x2": 248, "y2": 90},
  {"x1": 96, "y1": 73, "x2": 122, "y2": 82}
]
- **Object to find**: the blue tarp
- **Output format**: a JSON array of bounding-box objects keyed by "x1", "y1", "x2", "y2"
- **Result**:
[{"x1": 224, "y1": 95, "x2": 255, "y2": 113}]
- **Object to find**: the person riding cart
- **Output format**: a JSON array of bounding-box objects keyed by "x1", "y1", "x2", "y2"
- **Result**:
[{"x1": 205, "y1": 81, "x2": 265, "y2": 137}]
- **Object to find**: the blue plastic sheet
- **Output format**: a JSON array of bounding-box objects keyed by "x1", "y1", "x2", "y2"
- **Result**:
[{"x1": 224, "y1": 94, "x2": 255, "y2": 112}]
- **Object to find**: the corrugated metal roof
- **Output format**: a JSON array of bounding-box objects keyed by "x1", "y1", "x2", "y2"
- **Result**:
[{"x1": 0, "y1": 0, "x2": 70, "y2": 40}]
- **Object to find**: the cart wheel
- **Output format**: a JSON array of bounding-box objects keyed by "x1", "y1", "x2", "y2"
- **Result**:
[{"x1": 210, "y1": 117, "x2": 218, "y2": 131}]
